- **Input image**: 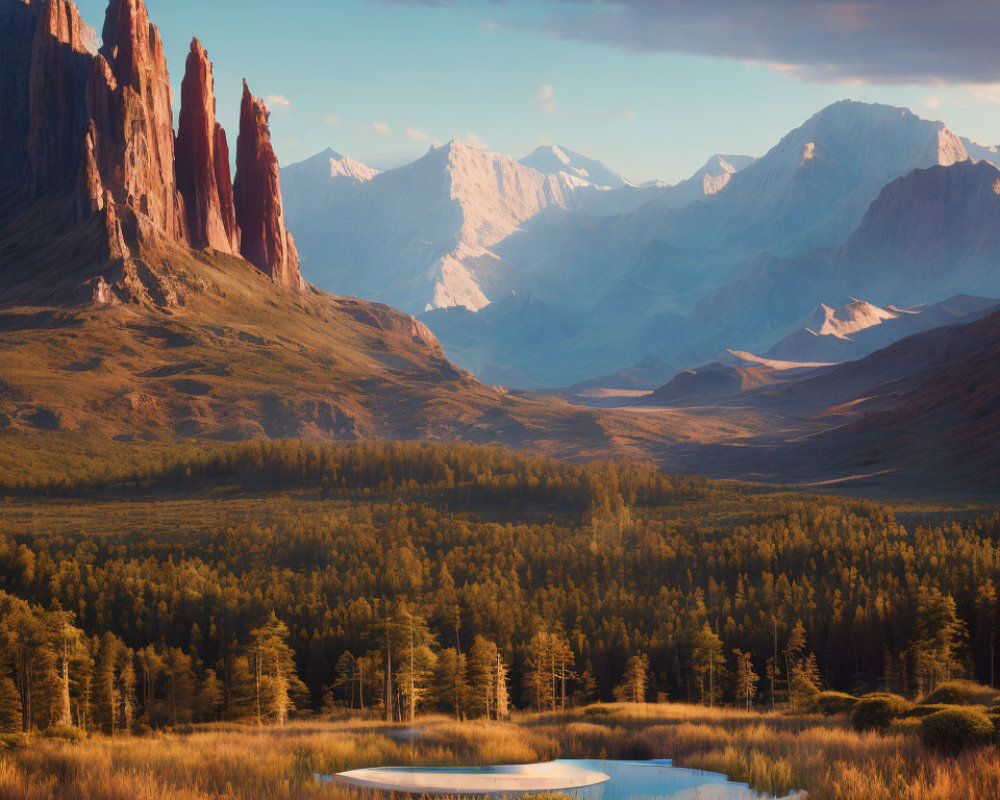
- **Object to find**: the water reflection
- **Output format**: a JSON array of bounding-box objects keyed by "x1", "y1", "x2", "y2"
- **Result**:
[{"x1": 558, "y1": 759, "x2": 772, "y2": 800}]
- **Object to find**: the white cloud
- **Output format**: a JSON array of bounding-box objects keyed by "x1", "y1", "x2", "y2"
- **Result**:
[
  {"x1": 356, "y1": 121, "x2": 392, "y2": 136},
  {"x1": 325, "y1": 113, "x2": 340, "y2": 126},
  {"x1": 405, "y1": 127, "x2": 430, "y2": 141},
  {"x1": 461, "y1": 132, "x2": 489, "y2": 150},
  {"x1": 623, "y1": 108, "x2": 638, "y2": 119},
  {"x1": 532, "y1": 84, "x2": 556, "y2": 113},
  {"x1": 923, "y1": 96, "x2": 940, "y2": 111},
  {"x1": 481, "y1": 20, "x2": 501, "y2": 30},
  {"x1": 266, "y1": 94, "x2": 291, "y2": 109}
]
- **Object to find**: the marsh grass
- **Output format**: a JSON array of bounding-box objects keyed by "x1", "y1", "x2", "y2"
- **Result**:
[{"x1": 2, "y1": 704, "x2": 999, "y2": 799}]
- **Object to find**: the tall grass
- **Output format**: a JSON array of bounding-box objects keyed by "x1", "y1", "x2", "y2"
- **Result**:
[{"x1": 2, "y1": 704, "x2": 999, "y2": 799}]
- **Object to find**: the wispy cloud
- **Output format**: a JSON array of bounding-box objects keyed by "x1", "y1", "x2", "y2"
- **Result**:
[
  {"x1": 383, "y1": 0, "x2": 1000, "y2": 86},
  {"x1": 622, "y1": 108, "x2": 638, "y2": 120},
  {"x1": 266, "y1": 94, "x2": 291, "y2": 108},
  {"x1": 532, "y1": 85, "x2": 556, "y2": 113},
  {"x1": 405, "y1": 127, "x2": 430, "y2": 141},
  {"x1": 461, "y1": 132, "x2": 489, "y2": 149},
  {"x1": 357, "y1": 121, "x2": 392, "y2": 136},
  {"x1": 325, "y1": 113, "x2": 340, "y2": 126}
]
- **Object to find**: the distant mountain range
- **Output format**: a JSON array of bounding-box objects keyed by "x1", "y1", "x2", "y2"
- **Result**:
[
  {"x1": 284, "y1": 100, "x2": 1000, "y2": 387},
  {"x1": 642, "y1": 307, "x2": 1000, "y2": 495},
  {"x1": 5, "y1": 0, "x2": 1000, "y2": 496}
]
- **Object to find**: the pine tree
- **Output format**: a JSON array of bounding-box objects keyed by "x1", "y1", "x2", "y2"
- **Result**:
[
  {"x1": 691, "y1": 624, "x2": 724, "y2": 707},
  {"x1": 467, "y1": 636, "x2": 498, "y2": 719},
  {"x1": 733, "y1": 649, "x2": 758, "y2": 711},
  {"x1": 615, "y1": 653, "x2": 649, "y2": 703},
  {"x1": 494, "y1": 650, "x2": 509, "y2": 719},
  {"x1": 249, "y1": 613, "x2": 298, "y2": 726}
]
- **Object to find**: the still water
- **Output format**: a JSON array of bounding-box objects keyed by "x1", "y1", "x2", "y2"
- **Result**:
[
  {"x1": 326, "y1": 759, "x2": 783, "y2": 799},
  {"x1": 557, "y1": 759, "x2": 775, "y2": 800}
]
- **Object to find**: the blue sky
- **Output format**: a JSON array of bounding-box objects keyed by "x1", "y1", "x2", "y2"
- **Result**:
[{"x1": 75, "y1": 0, "x2": 1000, "y2": 184}]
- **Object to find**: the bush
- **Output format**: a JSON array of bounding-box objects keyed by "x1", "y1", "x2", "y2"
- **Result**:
[
  {"x1": 906, "y1": 703, "x2": 964, "y2": 718},
  {"x1": 889, "y1": 717, "x2": 923, "y2": 736},
  {"x1": 850, "y1": 693, "x2": 914, "y2": 732},
  {"x1": 920, "y1": 707, "x2": 995, "y2": 755},
  {"x1": 815, "y1": 691, "x2": 857, "y2": 716},
  {"x1": 922, "y1": 680, "x2": 1000, "y2": 707},
  {"x1": 41, "y1": 724, "x2": 85, "y2": 742}
]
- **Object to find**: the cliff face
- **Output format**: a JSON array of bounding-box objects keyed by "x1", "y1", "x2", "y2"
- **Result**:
[
  {"x1": 175, "y1": 38, "x2": 240, "y2": 254},
  {"x1": 26, "y1": 0, "x2": 95, "y2": 197},
  {"x1": 234, "y1": 81, "x2": 302, "y2": 289},
  {"x1": 87, "y1": 0, "x2": 185, "y2": 240},
  {"x1": 0, "y1": 0, "x2": 44, "y2": 194}
]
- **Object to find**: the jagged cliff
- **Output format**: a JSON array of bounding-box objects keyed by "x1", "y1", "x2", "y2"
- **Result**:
[
  {"x1": 176, "y1": 38, "x2": 240, "y2": 255},
  {"x1": 234, "y1": 80, "x2": 301, "y2": 290},
  {"x1": 1, "y1": 0, "x2": 302, "y2": 298}
]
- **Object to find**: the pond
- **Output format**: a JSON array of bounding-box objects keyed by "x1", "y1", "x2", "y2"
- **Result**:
[{"x1": 322, "y1": 758, "x2": 788, "y2": 799}]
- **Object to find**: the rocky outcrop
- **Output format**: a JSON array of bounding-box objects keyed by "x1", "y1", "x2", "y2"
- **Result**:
[
  {"x1": 175, "y1": 38, "x2": 239, "y2": 254},
  {"x1": 234, "y1": 81, "x2": 302, "y2": 289},
  {"x1": 86, "y1": 0, "x2": 184, "y2": 239},
  {"x1": 26, "y1": 0, "x2": 95, "y2": 197}
]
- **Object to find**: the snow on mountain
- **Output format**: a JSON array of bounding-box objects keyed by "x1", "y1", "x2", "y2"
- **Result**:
[
  {"x1": 803, "y1": 298, "x2": 899, "y2": 339},
  {"x1": 286, "y1": 140, "x2": 616, "y2": 315},
  {"x1": 280, "y1": 148, "x2": 379, "y2": 234},
  {"x1": 961, "y1": 137, "x2": 1000, "y2": 166},
  {"x1": 760, "y1": 296, "x2": 998, "y2": 364},
  {"x1": 520, "y1": 144, "x2": 634, "y2": 188},
  {"x1": 284, "y1": 100, "x2": 999, "y2": 388},
  {"x1": 694, "y1": 158, "x2": 1000, "y2": 363}
]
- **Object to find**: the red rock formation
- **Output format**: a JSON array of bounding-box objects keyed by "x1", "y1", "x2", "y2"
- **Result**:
[
  {"x1": 175, "y1": 38, "x2": 239, "y2": 254},
  {"x1": 234, "y1": 80, "x2": 302, "y2": 289},
  {"x1": 26, "y1": 0, "x2": 95, "y2": 197},
  {"x1": 85, "y1": 0, "x2": 184, "y2": 239}
]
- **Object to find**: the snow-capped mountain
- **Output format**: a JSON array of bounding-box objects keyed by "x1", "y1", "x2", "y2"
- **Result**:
[
  {"x1": 762, "y1": 296, "x2": 998, "y2": 364},
  {"x1": 284, "y1": 100, "x2": 999, "y2": 388},
  {"x1": 693, "y1": 158, "x2": 1000, "y2": 359},
  {"x1": 519, "y1": 144, "x2": 634, "y2": 188},
  {"x1": 280, "y1": 148, "x2": 379, "y2": 234},
  {"x1": 287, "y1": 140, "x2": 612, "y2": 314}
]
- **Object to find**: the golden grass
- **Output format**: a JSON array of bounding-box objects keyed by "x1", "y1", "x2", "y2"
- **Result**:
[{"x1": 2, "y1": 704, "x2": 999, "y2": 799}]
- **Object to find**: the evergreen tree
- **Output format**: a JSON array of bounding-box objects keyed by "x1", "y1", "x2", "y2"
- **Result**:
[
  {"x1": 615, "y1": 653, "x2": 649, "y2": 703},
  {"x1": 692, "y1": 624, "x2": 724, "y2": 707},
  {"x1": 249, "y1": 613, "x2": 298, "y2": 726},
  {"x1": 733, "y1": 649, "x2": 758, "y2": 711}
]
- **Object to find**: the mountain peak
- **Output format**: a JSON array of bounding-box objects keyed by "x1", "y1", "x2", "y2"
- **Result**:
[{"x1": 519, "y1": 143, "x2": 634, "y2": 188}]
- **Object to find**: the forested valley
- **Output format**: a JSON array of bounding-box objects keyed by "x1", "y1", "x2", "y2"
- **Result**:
[{"x1": 1, "y1": 441, "x2": 997, "y2": 735}]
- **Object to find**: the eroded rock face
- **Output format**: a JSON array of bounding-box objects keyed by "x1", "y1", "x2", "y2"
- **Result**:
[
  {"x1": 234, "y1": 80, "x2": 302, "y2": 289},
  {"x1": 87, "y1": 0, "x2": 184, "y2": 239},
  {"x1": 26, "y1": 0, "x2": 95, "y2": 197},
  {"x1": 175, "y1": 38, "x2": 239, "y2": 254}
]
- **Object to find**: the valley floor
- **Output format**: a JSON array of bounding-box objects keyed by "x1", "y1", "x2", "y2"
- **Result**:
[{"x1": 2, "y1": 704, "x2": 998, "y2": 800}]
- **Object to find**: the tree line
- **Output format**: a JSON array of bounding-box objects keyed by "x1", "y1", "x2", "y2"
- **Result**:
[{"x1": 0, "y1": 441, "x2": 997, "y2": 734}]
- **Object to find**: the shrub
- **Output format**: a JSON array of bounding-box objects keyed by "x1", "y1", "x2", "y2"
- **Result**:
[
  {"x1": 906, "y1": 703, "x2": 964, "y2": 719},
  {"x1": 922, "y1": 680, "x2": 1000, "y2": 707},
  {"x1": 889, "y1": 717, "x2": 923, "y2": 736},
  {"x1": 920, "y1": 707, "x2": 995, "y2": 755},
  {"x1": 850, "y1": 693, "x2": 914, "y2": 732},
  {"x1": 41, "y1": 724, "x2": 85, "y2": 742},
  {"x1": 815, "y1": 691, "x2": 857, "y2": 716}
]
